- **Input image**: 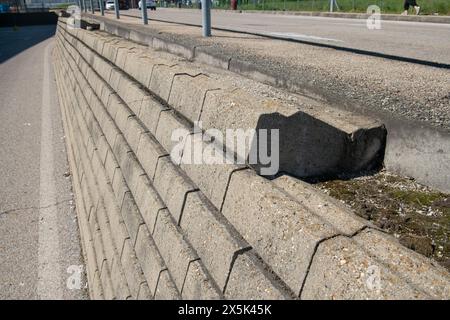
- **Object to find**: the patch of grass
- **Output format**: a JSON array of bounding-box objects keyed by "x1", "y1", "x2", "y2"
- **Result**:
[
  {"x1": 214, "y1": 0, "x2": 450, "y2": 15},
  {"x1": 389, "y1": 190, "x2": 443, "y2": 207}
]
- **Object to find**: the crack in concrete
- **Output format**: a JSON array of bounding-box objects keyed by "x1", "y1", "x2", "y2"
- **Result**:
[{"x1": 0, "y1": 198, "x2": 73, "y2": 217}]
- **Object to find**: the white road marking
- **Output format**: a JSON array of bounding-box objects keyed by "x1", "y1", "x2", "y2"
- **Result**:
[
  {"x1": 267, "y1": 31, "x2": 344, "y2": 43},
  {"x1": 37, "y1": 41, "x2": 63, "y2": 300}
]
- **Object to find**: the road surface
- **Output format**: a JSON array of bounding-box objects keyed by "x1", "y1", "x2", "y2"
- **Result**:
[
  {"x1": 0, "y1": 25, "x2": 87, "y2": 299},
  {"x1": 118, "y1": 8, "x2": 450, "y2": 65}
]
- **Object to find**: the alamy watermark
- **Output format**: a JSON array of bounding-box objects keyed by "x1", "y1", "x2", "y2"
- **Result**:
[
  {"x1": 367, "y1": 5, "x2": 382, "y2": 30},
  {"x1": 170, "y1": 121, "x2": 280, "y2": 176}
]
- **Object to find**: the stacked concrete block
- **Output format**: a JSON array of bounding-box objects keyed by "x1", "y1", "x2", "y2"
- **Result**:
[{"x1": 53, "y1": 18, "x2": 450, "y2": 300}]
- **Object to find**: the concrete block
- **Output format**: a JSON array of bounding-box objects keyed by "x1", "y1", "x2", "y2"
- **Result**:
[
  {"x1": 182, "y1": 261, "x2": 222, "y2": 300},
  {"x1": 154, "y1": 270, "x2": 181, "y2": 300},
  {"x1": 221, "y1": 169, "x2": 338, "y2": 294},
  {"x1": 96, "y1": 203, "x2": 115, "y2": 267},
  {"x1": 136, "y1": 132, "x2": 168, "y2": 180},
  {"x1": 100, "y1": 262, "x2": 115, "y2": 300},
  {"x1": 301, "y1": 233, "x2": 429, "y2": 299},
  {"x1": 273, "y1": 175, "x2": 368, "y2": 235},
  {"x1": 93, "y1": 228, "x2": 106, "y2": 275},
  {"x1": 137, "y1": 96, "x2": 168, "y2": 135},
  {"x1": 93, "y1": 56, "x2": 113, "y2": 84},
  {"x1": 103, "y1": 189, "x2": 129, "y2": 258},
  {"x1": 116, "y1": 76, "x2": 146, "y2": 115},
  {"x1": 115, "y1": 46, "x2": 136, "y2": 70},
  {"x1": 113, "y1": 102, "x2": 134, "y2": 136},
  {"x1": 180, "y1": 192, "x2": 249, "y2": 290},
  {"x1": 200, "y1": 88, "x2": 386, "y2": 178},
  {"x1": 148, "y1": 64, "x2": 185, "y2": 102},
  {"x1": 110, "y1": 255, "x2": 132, "y2": 299},
  {"x1": 101, "y1": 39, "x2": 121, "y2": 62},
  {"x1": 181, "y1": 133, "x2": 244, "y2": 209},
  {"x1": 120, "y1": 151, "x2": 144, "y2": 195},
  {"x1": 96, "y1": 135, "x2": 110, "y2": 165},
  {"x1": 120, "y1": 239, "x2": 146, "y2": 298},
  {"x1": 155, "y1": 110, "x2": 191, "y2": 159},
  {"x1": 112, "y1": 134, "x2": 131, "y2": 167},
  {"x1": 108, "y1": 68, "x2": 123, "y2": 93},
  {"x1": 134, "y1": 174, "x2": 166, "y2": 233},
  {"x1": 124, "y1": 117, "x2": 147, "y2": 153},
  {"x1": 225, "y1": 251, "x2": 291, "y2": 300},
  {"x1": 153, "y1": 157, "x2": 197, "y2": 223},
  {"x1": 111, "y1": 167, "x2": 129, "y2": 210},
  {"x1": 351, "y1": 229, "x2": 450, "y2": 299},
  {"x1": 101, "y1": 118, "x2": 119, "y2": 151},
  {"x1": 120, "y1": 191, "x2": 144, "y2": 246},
  {"x1": 153, "y1": 209, "x2": 198, "y2": 290},
  {"x1": 124, "y1": 55, "x2": 163, "y2": 88},
  {"x1": 134, "y1": 224, "x2": 166, "y2": 294},
  {"x1": 91, "y1": 270, "x2": 104, "y2": 300},
  {"x1": 106, "y1": 93, "x2": 123, "y2": 121},
  {"x1": 137, "y1": 282, "x2": 152, "y2": 300},
  {"x1": 104, "y1": 149, "x2": 119, "y2": 183},
  {"x1": 168, "y1": 74, "x2": 220, "y2": 122}
]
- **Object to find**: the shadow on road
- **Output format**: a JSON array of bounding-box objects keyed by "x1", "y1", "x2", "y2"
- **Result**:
[{"x1": 0, "y1": 24, "x2": 56, "y2": 64}]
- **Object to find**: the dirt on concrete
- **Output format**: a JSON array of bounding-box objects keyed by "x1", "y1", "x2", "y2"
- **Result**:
[{"x1": 316, "y1": 170, "x2": 450, "y2": 271}]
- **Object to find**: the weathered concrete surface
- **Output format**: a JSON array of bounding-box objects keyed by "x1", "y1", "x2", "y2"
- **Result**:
[
  {"x1": 53, "y1": 18, "x2": 450, "y2": 300},
  {"x1": 85, "y1": 12, "x2": 450, "y2": 192}
]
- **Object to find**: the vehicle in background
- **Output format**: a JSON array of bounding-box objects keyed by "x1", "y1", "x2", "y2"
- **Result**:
[
  {"x1": 105, "y1": 0, "x2": 115, "y2": 10},
  {"x1": 105, "y1": 0, "x2": 129, "y2": 10},
  {"x1": 138, "y1": 0, "x2": 156, "y2": 10}
]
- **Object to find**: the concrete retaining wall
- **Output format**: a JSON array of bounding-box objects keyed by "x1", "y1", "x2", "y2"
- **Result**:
[{"x1": 53, "y1": 18, "x2": 450, "y2": 299}]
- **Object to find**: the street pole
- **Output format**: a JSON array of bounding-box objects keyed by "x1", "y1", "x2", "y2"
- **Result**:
[
  {"x1": 141, "y1": 0, "x2": 148, "y2": 24},
  {"x1": 90, "y1": 0, "x2": 94, "y2": 13},
  {"x1": 202, "y1": 0, "x2": 211, "y2": 37},
  {"x1": 330, "y1": 0, "x2": 333, "y2": 12},
  {"x1": 99, "y1": 0, "x2": 104, "y2": 15},
  {"x1": 82, "y1": 0, "x2": 87, "y2": 12},
  {"x1": 114, "y1": 0, "x2": 120, "y2": 18}
]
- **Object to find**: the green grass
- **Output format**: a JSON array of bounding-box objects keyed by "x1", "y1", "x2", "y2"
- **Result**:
[{"x1": 214, "y1": 0, "x2": 450, "y2": 15}]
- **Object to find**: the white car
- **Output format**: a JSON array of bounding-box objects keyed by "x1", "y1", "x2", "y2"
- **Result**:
[
  {"x1": 105, "y1": 0, "x2": 115, "y2": 10},
  {"x1": 139, "y1": 0, "x2": 156, "y2": 10}
]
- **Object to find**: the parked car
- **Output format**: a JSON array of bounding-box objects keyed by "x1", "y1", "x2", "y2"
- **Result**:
[
  {"x1": 105, "y1": 0, "x2": 115, "y2": 10},
  {"x1": 139, "y1": 0, "x2": 156, "y2": 10},
  {"x1": 105, "y1": 0, "x2": 129, "y2": 10}
]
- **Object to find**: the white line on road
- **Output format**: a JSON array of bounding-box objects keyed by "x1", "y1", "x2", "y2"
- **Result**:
[
  {"x1": 37, "y1": 41, "x2": 63, "y2": 300},
  {"x1": 267, "y1": 32, "x2": 344, "y2": 43}
]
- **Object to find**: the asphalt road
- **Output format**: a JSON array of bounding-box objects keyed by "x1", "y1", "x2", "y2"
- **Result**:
[
  {"x1": 0, "y1": 25, "x2": 87, "y2": 299},
  {"x1": 119, "y1": 8, "x2": 450, "y2": 65}
]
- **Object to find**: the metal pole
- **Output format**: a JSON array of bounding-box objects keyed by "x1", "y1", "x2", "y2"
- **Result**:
[
  {"x1": 141, "y1": 0, "x2": 148, "y2": 24},
  {"x1": 114, "y1": 0, "x2": 120, "y2": 18},
  {"x1": 330, "y1": 0, "x2": 333, "y2": 12},
  {"x1": 90, "y1": 0, "x2": 94, "y2": 13},
  {"x1": 82, "y1": 0, "x2": 86, "y2": 11},
  {"x1": 99, "y1": 0, "x2": 104, "y2": 15},
  {"x1": 202, "y1": 0, "x2": 211, "y2": 37}
]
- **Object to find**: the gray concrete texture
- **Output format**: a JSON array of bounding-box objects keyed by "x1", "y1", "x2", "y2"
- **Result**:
[
  {"x1": 52, "y1": 18, "x2": 450, "y2": 299},
  {"x1": 86, "y1": 12, "x2": 450, "y2": 193}
]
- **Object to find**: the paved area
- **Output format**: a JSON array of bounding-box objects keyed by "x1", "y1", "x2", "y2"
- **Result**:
[
  {"x1": 119, "y1": 8, "x2": 450, "y2": 65},
  {"x1": 0, "y1": 25, "x2": 87, "y2": 299}
]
